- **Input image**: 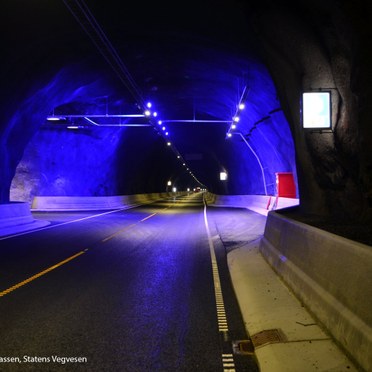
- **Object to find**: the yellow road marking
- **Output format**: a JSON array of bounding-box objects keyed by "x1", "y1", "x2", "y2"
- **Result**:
[
  {"x1": 140, "y1": 213, "x2": 157, "y2": 222},
  {"x1": 0, "y1": 250, "x2": 86, "y2": 297},
  {"x1": 101, "y1": 223, "x2": 137, "y2": 243},
  {"x1": 102, "y1": 212, "x2": 159, "y2": 242}
]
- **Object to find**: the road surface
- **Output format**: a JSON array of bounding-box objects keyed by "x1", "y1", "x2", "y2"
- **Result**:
[{"x1": 0, "y1": 193, "x2": 260, "y2": 371}]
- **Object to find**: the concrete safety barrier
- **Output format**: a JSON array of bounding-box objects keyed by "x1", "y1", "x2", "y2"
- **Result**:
[
  {"x1": 31, "y1": 192, "x2": 186, "y2": 211},
  {"x1": 0, "y1": 202, "x2": 34, "y2": 227},
  {"x1": 0, "y1": 193, "x2": 188, "y2": 237},
  {"x1": 0, "y1": 202, "x2": 51, "y2": 237},
  {"x1": 260, "y1": 209, "x2": 372, "y2": 371}
]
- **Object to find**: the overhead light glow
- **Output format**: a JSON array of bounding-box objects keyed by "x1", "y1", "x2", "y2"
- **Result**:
[
  {"x1": 158, "y1": 120, "x2": 162, "y2": 125},
  {"x1": 165, "y1": 132, "x2": 169, "y2": 136},
  {"x1": 239, "y1": 103, "x2": 245, "y2": 110},
  {"x1": 153, "y1": 112, "x2": 158, "y2": 117},
  {"x1": 47, "y1": 116, "x2": 65, "y2": 121},
  {"x1": 167, "y1": 142, "x2": 171, "y2": 146},
  {"x1": 233, "y1": 116, "x2": 240, "y2": 122},
  {"x1": 227, "y1": 132, "x2": 232, "y2": 138},
  {"x1": 144, "y1": 110, "x2": 151, "y2": 116},
  {"x1": 146, "y1": 102, "x2": 152, "y2": 108},
  {"x1": 162, "y1": 126, "x2": 166, "y2": 131},
  {"x1": 231, "y1": 124, "x2": 237, "y2": 129}
]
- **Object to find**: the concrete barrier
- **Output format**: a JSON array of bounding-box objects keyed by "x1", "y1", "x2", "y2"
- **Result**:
[
  {"x1": 205, "y1": 193, "x2": 299, "y2": 215},
  {"x1": 31, "y1": 192, "x2": 186, "y2": 211},
  {"x1": 260, "y1": 209, "x2": 372, "y2": 371},
  {"x1": 0, "y1": 202, "x2": 34, "y2": 227},
  {"x1": 0, "y1": 193, "x2": 187, "y2": 237},
  {"x1": 0, "y1": 202, "x2": 51, "y2": 237}
]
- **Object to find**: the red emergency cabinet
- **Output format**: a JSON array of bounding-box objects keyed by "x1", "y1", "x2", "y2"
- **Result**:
[{"x1": 275, "y1": 172, "x2": 296, "y2": 198}]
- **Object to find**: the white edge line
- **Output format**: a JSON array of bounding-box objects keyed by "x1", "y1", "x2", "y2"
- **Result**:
[{"x1": 0, "y1": 204, "x2": 141, "y2": 241}]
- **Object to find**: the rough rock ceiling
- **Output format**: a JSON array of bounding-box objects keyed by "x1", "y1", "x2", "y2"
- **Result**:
[{"x1": 2, "y1": 0, "x2": 296, "y2": 199}]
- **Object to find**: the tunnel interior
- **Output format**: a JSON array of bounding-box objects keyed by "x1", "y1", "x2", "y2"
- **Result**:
[
  {"x1": 2, "y1": 0, "x2": 372, "y2": 226},
  {"x1": 9, "y1": 45, "x2": 296, "y2": 201}
]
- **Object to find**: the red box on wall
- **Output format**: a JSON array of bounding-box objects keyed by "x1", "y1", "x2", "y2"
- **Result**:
[{"x1": 275, "y1": 172, "x2": 296, "y2": 198}]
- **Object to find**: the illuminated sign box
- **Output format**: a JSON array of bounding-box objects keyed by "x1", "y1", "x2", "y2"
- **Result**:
[
  {"x1": 302, "y1": 92, "x2": 331, "y2": 129},
  {"x1": 220, "y1": 172, "x2": 227, "y2": 181}
]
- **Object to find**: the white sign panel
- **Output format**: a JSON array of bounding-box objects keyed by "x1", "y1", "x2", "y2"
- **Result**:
[
  {"x1": 220, "y1": 172, "x2": 227, "y2": 181},
  {"x1": 302, "y1": 92, "x2": 331, "y2": 129}
]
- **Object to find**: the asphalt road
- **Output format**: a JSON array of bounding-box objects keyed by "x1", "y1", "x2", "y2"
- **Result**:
[{"x1": 0, "y1": 194, "x2": 259, "y2": 371}]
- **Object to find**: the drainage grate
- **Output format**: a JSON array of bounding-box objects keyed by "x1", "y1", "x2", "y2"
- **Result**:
[
  {"x1": 232, "y1": 340, "x2": 255, "y2": 355},
  {"x1": 251, "y1": 329, "x2": 286, "y2": 348}
]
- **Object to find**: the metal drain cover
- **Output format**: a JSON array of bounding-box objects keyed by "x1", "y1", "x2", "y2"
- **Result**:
[
  {"x1": 251, "y1": 329, "x2": 286, "y2": 348},
  {"x1": 232, "y1": 340, "x2": 255, "y2": 355}
]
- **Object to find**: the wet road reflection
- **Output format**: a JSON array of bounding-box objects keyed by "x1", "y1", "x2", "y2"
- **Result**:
[{"x1": 0, "y1": 193, "x2": 259, "y2": 371}]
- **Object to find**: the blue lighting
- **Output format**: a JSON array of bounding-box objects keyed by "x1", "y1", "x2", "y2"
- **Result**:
[
  {"x1": 47, "y1": 116, "x2": 65, "y2": 121},
  {"x1": 8, "y1": 46, "x2": 297, "y2": 200}
]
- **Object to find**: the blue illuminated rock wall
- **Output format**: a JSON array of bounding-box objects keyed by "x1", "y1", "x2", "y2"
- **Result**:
[
  {"x1": 11, "y1": 127, "x2": 123, "y2": 201},
  {"x1": 8, "y1": 63, "x2": 185, "y2": 202}
]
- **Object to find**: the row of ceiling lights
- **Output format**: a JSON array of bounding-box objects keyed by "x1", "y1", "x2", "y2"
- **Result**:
[
  {"x1": 226, "y1": 102, "x2": 246, "y2": 138},
  {"x1": 226, "y1": 85, "x2": 249, "y2": 138},
  {"x1": 142, "y1": 101, "x2": 204, "y2": 187}
]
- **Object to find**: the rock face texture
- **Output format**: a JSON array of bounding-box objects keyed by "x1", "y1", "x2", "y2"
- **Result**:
[
  {"x1": 1, "y1": 0, "x2": 372, "y2": 226},
  {"x1": 247, "y1": 0, "x2": 372, "y2": 222}
]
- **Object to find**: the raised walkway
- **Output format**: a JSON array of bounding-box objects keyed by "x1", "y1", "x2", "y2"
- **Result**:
[{"x1": 206, "y1": 193, "x2": 369, "y2": 372}]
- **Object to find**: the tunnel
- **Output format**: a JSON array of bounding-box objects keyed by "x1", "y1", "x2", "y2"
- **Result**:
[
  {"x1": 1, "y1": 1, "x2": 372, "y2": 371},
  {"x1": 2, "y1": 0, "x2": 372, "y2": 227}
]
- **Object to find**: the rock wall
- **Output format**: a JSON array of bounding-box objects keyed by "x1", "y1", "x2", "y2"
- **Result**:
[{"x1": 247, "y1": 0, "x2": 372, "y2": 222}]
